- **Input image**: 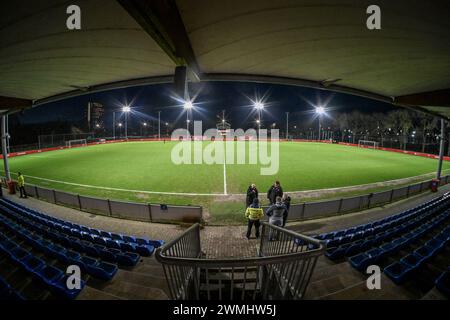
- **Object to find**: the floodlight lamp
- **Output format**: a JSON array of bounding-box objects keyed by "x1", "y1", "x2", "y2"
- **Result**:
[
  {"x1": 315, "y1": 106, "x2": 325, "y2": 115},
  {"x1": 118, "y1": 123, "x2": 122, "y2": 127},
  {"x1": 184, "y1": 101, "x2": 193, "y2": 109},
  {"x1": 122, "y1": 106, "x2": 131, "y2": 112},
  {"x1": 254, "y1": 101, "x2": 264, "y2": 110},
  {"x1": 143, "y1": 122, "x2": 147, "y2": 126}
]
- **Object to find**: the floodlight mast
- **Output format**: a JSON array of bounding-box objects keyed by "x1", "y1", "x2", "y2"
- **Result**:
[
  {"x1": 184, "y1": 100, "x2": 193, "y2": 136},
  {"x1": 122, "y1": 105, "x2": 131, "y2": 140},
  {"x1": 315, "y1": 106, "x2": 325, "y2": 140},
  {"x1": 254, "y1": 101, "x2": 264, "y2": 138}
]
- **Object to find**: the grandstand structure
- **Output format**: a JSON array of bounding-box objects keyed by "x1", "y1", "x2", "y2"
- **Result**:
[{"x1": 0, "y1": 0, "x2": 450, "y2": 301}]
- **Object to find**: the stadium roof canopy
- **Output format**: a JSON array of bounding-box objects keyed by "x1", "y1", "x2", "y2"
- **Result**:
[{"x1": 1, "y1": 0, "x2": 450, "y2": 118}]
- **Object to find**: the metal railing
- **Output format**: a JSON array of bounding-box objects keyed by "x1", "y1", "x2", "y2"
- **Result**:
[{"x1": 155, "y1": 223, "x2": 325, "y2": 300}]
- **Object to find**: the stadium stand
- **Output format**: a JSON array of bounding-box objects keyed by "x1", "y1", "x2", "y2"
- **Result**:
[
  {"x1": 305, "y1": 193, "x2": 450, "y2": 298},
  {"x1": 0, "y1": 198, "x2": 165, "y2": 300}
]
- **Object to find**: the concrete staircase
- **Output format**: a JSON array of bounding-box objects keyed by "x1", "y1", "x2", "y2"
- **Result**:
[{"x1": 77, "y1": 256, "x2": 169, "y2": 300}]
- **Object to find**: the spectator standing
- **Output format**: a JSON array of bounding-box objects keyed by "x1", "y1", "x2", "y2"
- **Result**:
[
  {"x1": 17, "y1": 172, "x2": 27, "y2": 198},
  {"x1": 245, "y1": 198, "x2": 264, "y2": 239},
  {"x1": 282, "y1": 194, "x2": 291, "y2": 227},
  {"x1": 267, "y1": 181, "x2": 283, "y2": 205},
  {"x1": 265, "y1": 196, "x2": 288, "y2": 240},
  {"x1": 246, "y1": 183, "x2": 258, "y2": 207}
]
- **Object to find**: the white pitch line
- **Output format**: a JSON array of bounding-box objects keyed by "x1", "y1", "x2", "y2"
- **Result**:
[
  {"x1": 1, "y1": 170, "x2": 226, "y2": 197},
  {"x1": 1, "y1": 168, "x2": 449, "y2": 197}
]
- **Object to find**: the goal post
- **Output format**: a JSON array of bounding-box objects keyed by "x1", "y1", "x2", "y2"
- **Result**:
[
  {"x1": 358, "y1": 140, "x2": 379, "y2": 149},
  {"x1": 66, "y1": 139, "x2": 87, "y2": 148}
]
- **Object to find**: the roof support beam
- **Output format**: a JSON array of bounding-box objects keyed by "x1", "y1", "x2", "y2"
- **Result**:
[
  {"x1": 117, "y1": 0, "x2": 200, "y2": 81},
  {"x1": 0, "y1": 96, "x2": 33, "y2": 112},
  {"x1": 395, "y1": 89, "x2": 450, "y2": 107}
]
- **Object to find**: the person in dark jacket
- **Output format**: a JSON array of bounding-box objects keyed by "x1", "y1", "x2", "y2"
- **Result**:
[
  {"x1": 267, "y1": 181, "x2": 283, "y2": 205},
  {"x1": 265, "y1": 196, "x2": 288, "y2": 240},
  {"x1": 246, "y1": 184, "x2": 258, "y2": 207},
  {"x1": 282, "y1": 194, "x2": 291, "y2": 227}
]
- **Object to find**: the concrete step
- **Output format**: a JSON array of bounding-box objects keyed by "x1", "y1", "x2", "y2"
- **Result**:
[
  {"x1": 421, "y1": 287, "x2": 448, "y2": 300},
  {"x1": 305, "y1": 264, "x2": 365, "y2": 299},
  {"x1": 90, "y1": 278, "x2": 169, "y2": 300},
  {"x1": 114, "y1": 270, "x2": 169, "y2": 295},
  {"x1": 317, "y1": 274, "x2": 415, "y2": 300},
  {"x1": 77, "y1": 285, "x2": 124, "y2": 300},
  {"x1": 311, "y1": 260, "x2": 360, "y2": 282}
]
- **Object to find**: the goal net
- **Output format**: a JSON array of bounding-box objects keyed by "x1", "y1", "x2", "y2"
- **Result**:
[
  {"x1": 358, "y1": 140, "x2": 379, "y2": 149},
  {"x1": 66, "y1": 139, "x2": 87, "y2": 148}
]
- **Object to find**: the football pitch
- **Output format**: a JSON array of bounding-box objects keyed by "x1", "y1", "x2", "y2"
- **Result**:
[{"x1": 2, "y1": 141, "x2": 449, "y2": 223}]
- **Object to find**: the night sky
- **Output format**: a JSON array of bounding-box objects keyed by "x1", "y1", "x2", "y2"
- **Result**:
[{"x1": 14, "y1": 81, "x2": 399, "y2": 131}]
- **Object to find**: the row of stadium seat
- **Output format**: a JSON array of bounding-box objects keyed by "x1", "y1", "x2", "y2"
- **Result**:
[
  {"x1": 301, "y1": 193, "x2": 450, "y2": 297},
  {"x1": 0, "y1": 198, "x2": 164, "y2": 256},
  {"x1": 0, "y1": 213, "x2": 118, "y2": 281},
  {"x1": 0, "y1": 205, "x2": 140, "y2": 267},
  {"x1": 349, "y1": 213, "x2": 450, "y2": 272},
  {"x1": 0, "y1": 236, "x2": 84, "y2": 299},
  {"x1": 314, "y1": 195, "x2": 445, "y2": 243},
  {"x1": 0, "y1": 198, "x2": 166, "y2": 299},
  {"x1": 325, "y1": 201, "x2": 450, "y2": 260}
]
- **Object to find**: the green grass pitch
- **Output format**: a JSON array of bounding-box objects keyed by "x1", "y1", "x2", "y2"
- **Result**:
[
  {"x1": 2, "y1": 141, "x2": 448, "y2": 197},
  {"x1": 3, "y1": 141, "x2": 448, "y2": 224}
]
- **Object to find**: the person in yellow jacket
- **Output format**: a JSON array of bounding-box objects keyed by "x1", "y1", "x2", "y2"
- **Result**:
[
  {"x1": 245, "y1": 198, "x2": 264, "y2": 239},
  {"x1": 17, "y1": 172, "x2": 27, "y2": 198}
]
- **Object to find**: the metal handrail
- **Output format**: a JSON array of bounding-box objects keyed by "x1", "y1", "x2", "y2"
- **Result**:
[
  {"x1": 155, "y1": 222, "x2": 326, "y2": 300},
  {"x1": 156, "y1": 224, "x2": 324, "y2": 267}
]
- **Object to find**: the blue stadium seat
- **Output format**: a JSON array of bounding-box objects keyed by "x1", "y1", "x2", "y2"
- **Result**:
[
  {"x1": 414, "y1": 245, "x2": 435, "y2": 261},
  {"x1": 34, "y1": 265, "x2": 65, "y2": 286},
  {"x1": 89, "y1": 228, "x2": 101, "y2": 236},
  {"x1": 400, "y1": 253, "x2": 424, "y2": 269},
  {"x1": 65, "y1": 250, "x2": 82, "y2": 265},
  {"x1": 21, "y1": 255, "x2": 45, "y2": 273},
  {"x1": 48, "y1": 244, "x2": 68, "y2": 261},
  {"x1": 111, "y1": 233, "x2": 124, "y2": 241},
  {"x1": 94, "y1": 245, "x2": 117, "y2": 263},
  {"x1": 79, "y1": 256, "x2": 98, "y2": 272},
  {"x1": 84, "y1": 260, "x2": 118, "y2": 281},
  {"x1": 107, "y1": 248, "x2": 140, "y2": 266},
  {"x1": 434, "y1": 233, "x2": 450, "y2": 244},
  {"x1": 92, "y1": 235, "x2": 108, "y2": 246},
  {"x1": 344, "y1": 240, "x2": 363, "y2": 257},
  {"x1": 425, "y1": 239, "x2": 445, "y2": 253},
  {"x1": 119, "y1": 242, "x2": 136, "y2": 253},
  {"x1": 122, "y1": 235, "x2": 136, "y2": 243},
  {"x1": 51, "y1": 275, "x2": 85, "y2": 299},
  {"x1": 11, "y1": 247, "x2": 31, "y2": 263},
  {"x1": 380, "y1": 242, "x2": 398, "y2": 255},
  {"x1": 325, "y1": 244, "x2": 350, "y2": 260},
  {"x1": 384, "y1": 262, "x2": 413, "y2": 284},
  {"x1": 135, "y1": 244, "x2": 154, "y2": 257},
  {"x1": 105, "y1": 239, "x2": 122, "y2": 250}
]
